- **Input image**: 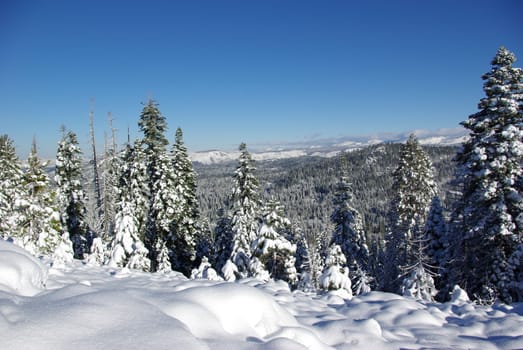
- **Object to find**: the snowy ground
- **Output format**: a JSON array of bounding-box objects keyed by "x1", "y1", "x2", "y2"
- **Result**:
[{"x1": 1, "y1": 240, "x2": 523, "y2": 350}]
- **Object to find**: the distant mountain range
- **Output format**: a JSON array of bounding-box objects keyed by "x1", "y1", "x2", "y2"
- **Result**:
[{"x1": 189, "y1": 128, "x2": 467, "y2": 164}]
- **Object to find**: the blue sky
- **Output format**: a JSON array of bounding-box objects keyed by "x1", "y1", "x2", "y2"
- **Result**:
[{"x1": 1, "y1": 0, "x2": 522, "y2": 158}]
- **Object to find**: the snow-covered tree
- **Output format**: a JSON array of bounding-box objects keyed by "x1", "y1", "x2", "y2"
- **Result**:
[
  {"x1": 195, "y1": 220, "x2": 215, "y2": 267},
  {"x1": 222, "y1": 259, "x2": 239, "y2": 282},
  {"x1": 138, "y1": 100, "x2": 175, "y2": 272},
  {"x1": 293, "y1": 227, "x2": 314, "y2": 291},
  {"x1": 55, "y1": 130, "x2": 92, "y2": 259},
  {"x1": 122, "y1": 140, "x2": 149, "y2": 240},
  {"x1": 251, "y1": 200, "x2": 297, "y2": 286},
  {"x1": 330, "y1": 159, "x2": 371, "y2": 294},
  {"x1": 248, "y1": 256, "x2": 270, "y2": 282},
  {"x1": 0, "y1": 135, "x2": 26, "y2": 241},
  {"x1": 108, "y1": 144, "x2": 151, "y2": 272},
  {"x1": 401, "y1": 265, "x2": 437, "y2": 302},
  {"x1": 424, "y1": 196, "x2": 447, "y2": 279},
  {"x1": 168, "y1": 127, "x2": 197, "y2": 276},
  {"x1": 100, "y1": 113, "x2": 119, "y2": 243},
  {"x1": 190, "y1": 257, "x2": 222, "y2": 281},
  {"x1": 214, "y1": 207, "x2": 233, "y2": 273},
  {"x1": 21, "y1": 139, "x2": 69, "y2": 258},
  {"x1": 319, "y1": 244, "x2": 352, "y2": 296},
  {"x1": 229, "y1": 143, "x2": 261, "y2": 277},
  {"x1": 383, "y1": 134, "x2": 437, "y2": 293},
  {"x1": 449, "y1": 47, "x2": 523, "y2": 303},
  {"x1": 155, "y1": 238, "x2": 172, "y2": 273}
]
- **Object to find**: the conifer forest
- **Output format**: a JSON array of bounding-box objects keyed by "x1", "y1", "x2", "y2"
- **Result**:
[{"x1": 1, "y1": 46, "x2": 522, "y2": 305}]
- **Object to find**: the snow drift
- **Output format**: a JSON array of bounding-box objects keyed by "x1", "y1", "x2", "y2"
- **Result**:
[
  {"x1": 0, "y1": 246, "x2": 522, "y2": 349},
  {"x1": 0, "y1": 239, "x2": 47, "y2": 296}
]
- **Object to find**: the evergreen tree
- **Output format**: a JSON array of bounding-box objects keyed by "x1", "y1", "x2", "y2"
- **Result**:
[
  {"x1": 383, "y1": 134, "x2": 437, "y2": 293},
  {"x1": 55, "y1": 130, "x2": 92, "y2": 259},
  {"x1": 168, "y1": 127, "x2": 197, "y2": 276},
  {"x1": 138, "y1": 100, "x2": 174, "y2": 272},
  {"x1": 319, "y1": 244, "x2": 352, "y2": 296},
  {"x1": 124, "y1": 140, "x2": 149, "y2": 239},
  {"x1": 251, "y1": 200, "x2": 297, "y2": 286},
  {"x1": 449, "y1": 47, "x2": 523, "y2": 303},
  {"x1": 424, "y1": 196, "x2": 447, "y2": 281},
  {"x1": 0, "y1": 135, "x2": 26, "y2": 241},
  {"x1": 214, "y1": 207, "x2": 233, "y2": 273},
  {"x1": 100, "y1": 113, "x2": 119, "y2": 242},
  {"x1": 21, "y1": 138, "x2": 69, "y2": 258},
  {"x1": 229, "y1": 143, "x2": 261, "y2": 276},
  {"x1": 195, "y1": 220, "x2": 215, "y2": 267},
  {"x1": 330, "y1": 157, "x2": 371, "y2": 293},
  {"x1": 293, "y1": 227, "x2": 312, "y2": 285},
  {"x1": 108, "y1": 142, "x2": 151, "y2": 271},
  {"x1": 88, "y1": 104, "x2": 102, "y2": 231},
  {"x1": 307, "y1": 234, "x2": 326, "y2": 290},
  {"x1": 401, "y1": 265, "x2": 437, "y2": 302}
]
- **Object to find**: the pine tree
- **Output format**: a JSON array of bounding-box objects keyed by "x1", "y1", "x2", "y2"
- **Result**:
[
  {"x1": 100, "y1": 113, "x2": 119, "y2": 242},
  {"x1": 108, "y1": 142, "x2": 151, "y2": 271},
  {"x1": 138, "y1": 100, "x2": 174, "y2": 272},
  {"x1": 251, "y1": 200, "x2": 297, "y2": 286},
  {"x1": 319, "y1": 244, "x2": 352, "y2": 296},
  {"x1": 330, "y1": 157, "x2": 371, "y2": 293},
  {"x1": 307, "y1": 234, "x2": 326, "y2": 290},
  {"x1": 449, "y1": 47, "x2": 523, "y2": 303},
  {"x1": 108, "y1": 201, "x2": 150, "y2": 271},
  {"x1": 168, "y1": 127, "x2": 197, "y2": 276},
  {"x1": 21, "y1": 138, "x2": 69, "y2": 258},
  {"x1": 293, "y1": 227, "x2": 313, "y2": 290},
  {"x1": 424, "y1": 196, "x2": 447, "y2": 280},
  {"x1": 229, "y1": 143, "x2": 261, "y2": 277},
  {"x1": 55, "y1": 130, "x2": 92, "y2": 259},
  {"x1": 0, "y1": 135, "x2": 26, "y2": 241},
  {"x1": 125, "y1": 140, "x2": 149, "y2": 240},
  {"x1": 88, "y1": 102, "x2": 102, "y2": 230},
  {"x1": 383, "y1": 134, "x2": 437, "y2": 293},
  {"x1": 195, "y1": 220, "x2": 215, "y2": 267},
  {"x1": 214, "y1": 207, "x2": 233, "y2": 273},
  {"x1": 401, "y1": 265, "x2": 437, "y2": 302}
]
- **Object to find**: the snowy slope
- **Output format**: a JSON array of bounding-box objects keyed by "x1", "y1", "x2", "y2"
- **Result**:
[
  {"x1": 1, "y1": 241, "x2": 522, "y2": 350},
  {"x1": 190, "y1": 128, "x2": 467, "y2": 164}
]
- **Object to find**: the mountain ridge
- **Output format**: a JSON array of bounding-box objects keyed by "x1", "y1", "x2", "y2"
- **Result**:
[{"x1": 190, "y1": 128, "x2": 467, "y2": 164}]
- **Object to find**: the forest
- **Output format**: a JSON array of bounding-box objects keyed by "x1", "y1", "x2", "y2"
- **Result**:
[{"x1": 0, "y1": 46, "x2": 521, "y2": 305}]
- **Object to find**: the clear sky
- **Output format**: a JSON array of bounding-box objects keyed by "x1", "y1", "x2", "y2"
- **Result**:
[{"x1": 1, "y1": 0, "x2": 522, "y2": 159}]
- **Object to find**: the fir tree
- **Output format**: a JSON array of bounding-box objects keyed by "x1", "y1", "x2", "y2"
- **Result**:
[
  {"x1": 0, "y1": 135, "x2": 26, "y2": 241},
  {"x1": 108, "y1": 142, "x2": 151, "y2": 271},
  {"x1": 319, "y1": 244, "x2": 352, "y2": 296},
  {"x1": 251, "y1": 200, "x2": 297, "y2": 286},
  {"x1": 330, "y1": 157, "x2": 371, "y2": 293},
  {"x1": 138, "y1": 100, "x2": 174, "y2": 272},
  {"x1": 168, "y1": 127, "x2": 197, "y2": 276},
  {"x1": 424, "y1": 196, "x2": 447, "y2": 281},
  {"x1": 383, "y1": 134, "x2": 437, "y2": 293},
  {"x1": 449, "y1": 47, "x2": 523, "y2": 303},
  {"x1": 195, "y1": 220, "x2": 215, "y2": 267},
  {"x1": 229, "y1": 143, "x2": 261, "y2": 276},
  {"x1": 21, "y1": 138, "x2": 69, "y2": 258},
  {"x1": 214, "y1": 207, "x2": 233, "y2": 273},
  {"x1": 55, "y1": 130, "x2": 92, "y2": 259},
  {"x1": 293, "y1": 227, "x2": 312, "y2": 289},
  {"x1": 100, "y1": 113, "x2": 119, "y2": 242}
]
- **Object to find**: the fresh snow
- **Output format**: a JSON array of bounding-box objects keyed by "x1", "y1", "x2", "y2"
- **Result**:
[{"x1": 1, "y1": 240, "x2": 523, "y2": 349}]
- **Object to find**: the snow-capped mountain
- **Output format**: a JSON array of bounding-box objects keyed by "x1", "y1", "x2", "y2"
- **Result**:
[{"x1": 190, "y1": 128, "x2": 467, "y2": 164}]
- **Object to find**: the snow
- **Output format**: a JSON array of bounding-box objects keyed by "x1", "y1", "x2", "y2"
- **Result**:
[
  {"x1": 0, "y1": 239, "x2": 47, "y2": 296},
  {"x1": 1, "y1": 246, "x2": 523, "y2": 349}
]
